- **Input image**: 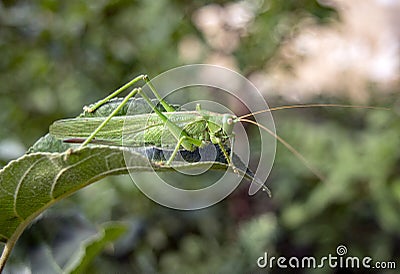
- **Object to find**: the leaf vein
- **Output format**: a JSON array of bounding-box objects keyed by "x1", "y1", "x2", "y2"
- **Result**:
[
  {"x1": 0, "y1": 169, "x2": 16, "y2": 196},
  {"x1": 13, "y1": 157, "x2": 46, "y2": 221},
  {"x1": 0, "y1": 233, "x2": 8, "y2": 239},
  {"x1": 50, "y1": 152, "x2": 103, "y2": 199},
  {"x1": 104, "y1": 152, "x2": 122, "y2": 170}
]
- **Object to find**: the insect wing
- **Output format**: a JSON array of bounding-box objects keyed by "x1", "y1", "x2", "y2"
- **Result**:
[{"x1": 50, "y1": 112, "x2": 205, "y2": 147}]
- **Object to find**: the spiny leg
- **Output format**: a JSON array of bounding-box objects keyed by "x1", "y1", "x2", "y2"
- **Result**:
[
  {"x1": 228, "y1": 134, "x2": 240, "y2": 174},
  {"x1": 80, "y1": 88, "x2": 141, "y2": 147},
  {"x1": 84, "y1": 74, "x2": 146, "y2": 113},
  {"x1": 79, "y1": 86, "x2": 174, "y2": 148},
  {"x1": 138, "y1": 86, "x2": 204, "y2": 164},
  {"x1": 80, "y1": 87, "x2": 203, "y2": 159},
  {"x1": 165, "y1": 135, "x2": 204, "y2": 165},
  {"x1": 79, "y1": 75, "x2": 205, "y2": 163},
  {"x1": 219, "y1": 135, "x2": 271, "y2": 196},
  {"x1": 143, "y1": 75, "x2": 175, "y2": 112},
  {"x1": 166, "y1": 136, "x2": 188, "y2": 165},
  {"x1": 216, "y1": 140, "x2": 239, "y2": 175},
  {"x1": 85, "y1": 74, "x2": 173, "y2": 113},
  {"x1": 228, "y1": 134, "x2": 235, "y2": 161},
  {"x1": 137, "y1": 87, "x2": 203, "y2": 151},
  {"x1": 79, "y1": 73, "x2": 174, "y2": 146}
]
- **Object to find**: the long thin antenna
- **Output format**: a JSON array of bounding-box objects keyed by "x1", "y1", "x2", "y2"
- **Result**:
[
  {"x1": 239, "y1": 118, "x2": 326, "y2": 182},
  {"x1": 239, "y1": 104, "x2": 390, "y2": 120}
]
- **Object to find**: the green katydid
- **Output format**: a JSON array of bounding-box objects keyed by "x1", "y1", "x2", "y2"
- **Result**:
[
  {"x1": 51, "y1": 75, "x2": 236, "y2": 167},
  {"x1": 49, "y1": 74, "x2": 389, "y2": 195}
]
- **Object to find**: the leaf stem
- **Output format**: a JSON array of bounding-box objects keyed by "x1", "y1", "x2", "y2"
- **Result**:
[
  {"x1": 0, "y1": 240, "x2": 16, "y2": 272},
  {"x1": 0, "y1": 204, "x2": 37, "y2": 272}
]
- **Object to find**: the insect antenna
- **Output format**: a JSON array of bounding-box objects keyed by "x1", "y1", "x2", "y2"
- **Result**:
[
  {"x1": 238, "y1": 118, "x2": 326, "y2": 182},
  {"x1": 239, "y1": 104, "x2": 390, "y2": 120},
  {"x1": 238, "y1": 103, "x2": 390, "y2": 182}
]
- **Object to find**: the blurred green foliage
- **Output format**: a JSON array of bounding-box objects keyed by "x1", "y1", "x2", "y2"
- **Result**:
[{"x1": 1, "y1": 0, "x2": 399, "y2": 273}]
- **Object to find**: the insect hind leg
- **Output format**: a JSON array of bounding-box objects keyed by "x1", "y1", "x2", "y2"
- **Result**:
[
  {"x1": 84, "y1": 75, "x2": 146, "y2": 113},
  {"x1": 80, "y1": 88, "x2": 141, "y2": 147}
]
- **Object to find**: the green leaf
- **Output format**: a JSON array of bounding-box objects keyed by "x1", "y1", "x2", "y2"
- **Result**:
[
  {"x1": 0, "y1": 146, "x2": 145, "y2": 244},
  {"x1": 0, "y1": 141, "x2": 257, "y2": 270},
  {"x1": 64, "y1": 222, "x2": 128, "y2": 274},
  {"x1": 28, "y1": 133, "x2": 73, "y2": 153}
]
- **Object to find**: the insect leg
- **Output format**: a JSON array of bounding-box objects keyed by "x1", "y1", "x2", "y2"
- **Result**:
[
  {"x1": 216, "y1": 141, "x2": 240, "y2": 175},
  {"x1": 229, "y1": 134, "x2": 235, "y2": 161},
  {"x1": 218, "y1": 137, "x2": 271, "y2": 196},
  {"x1": 80, "y1": 88, "x2": 141, "y2": 147},
  {"x1": 143, "y1": 75, "x2": 176, "y2": 112},
  {"x1": 136, "y1": 88, "x2": 203, "y2": 151},
  {"x1": 165, "y1": 135, "x2": 205, "y2": 165},
  {"x1": 165, "y1": 136, "x2": 187, "y2": 165},
  {"x1": 84, "y1": 74, "x2": 146, "y2": 113}
]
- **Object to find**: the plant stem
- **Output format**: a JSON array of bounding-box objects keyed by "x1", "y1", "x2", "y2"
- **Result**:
[{"x1": 0, "y1": 242, "x2": 13, "y2": 272}]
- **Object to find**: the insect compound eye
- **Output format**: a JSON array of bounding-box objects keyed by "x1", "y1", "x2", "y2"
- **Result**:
[{"x1": 222, "y1": 114, "x2": 236, "y2": 135}]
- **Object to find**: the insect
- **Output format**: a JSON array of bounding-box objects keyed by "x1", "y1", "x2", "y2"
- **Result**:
[
  {"x1": 51, "y1": 75, "x2": 235, "y2": 165},
  {"x1": 49, "y1": 75, "x2": 387, "y2": 195}
]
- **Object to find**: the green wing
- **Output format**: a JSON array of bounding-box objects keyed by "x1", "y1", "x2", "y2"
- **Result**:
[{"x1": 49, "y1": 112, "x2": 207, "y2": 147}]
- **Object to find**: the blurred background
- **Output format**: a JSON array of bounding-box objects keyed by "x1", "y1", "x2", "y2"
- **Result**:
[{"x1": 1, "y1": 0, "x2": 399, "y2": 273}]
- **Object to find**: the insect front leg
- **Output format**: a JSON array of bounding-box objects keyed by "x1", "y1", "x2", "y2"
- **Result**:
[
  {"x1": 216, "y1": 140, "x2": 239, "y2": 175},
  {"x1": 227, "y1": 134, "x2": 241, "y2": 175},
  {"x1": 209, "y1": 125, "x2": 239, "y2": 174},
  {"x1": 228, "y1": 134, "x2": 235, "y2": 161}
]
